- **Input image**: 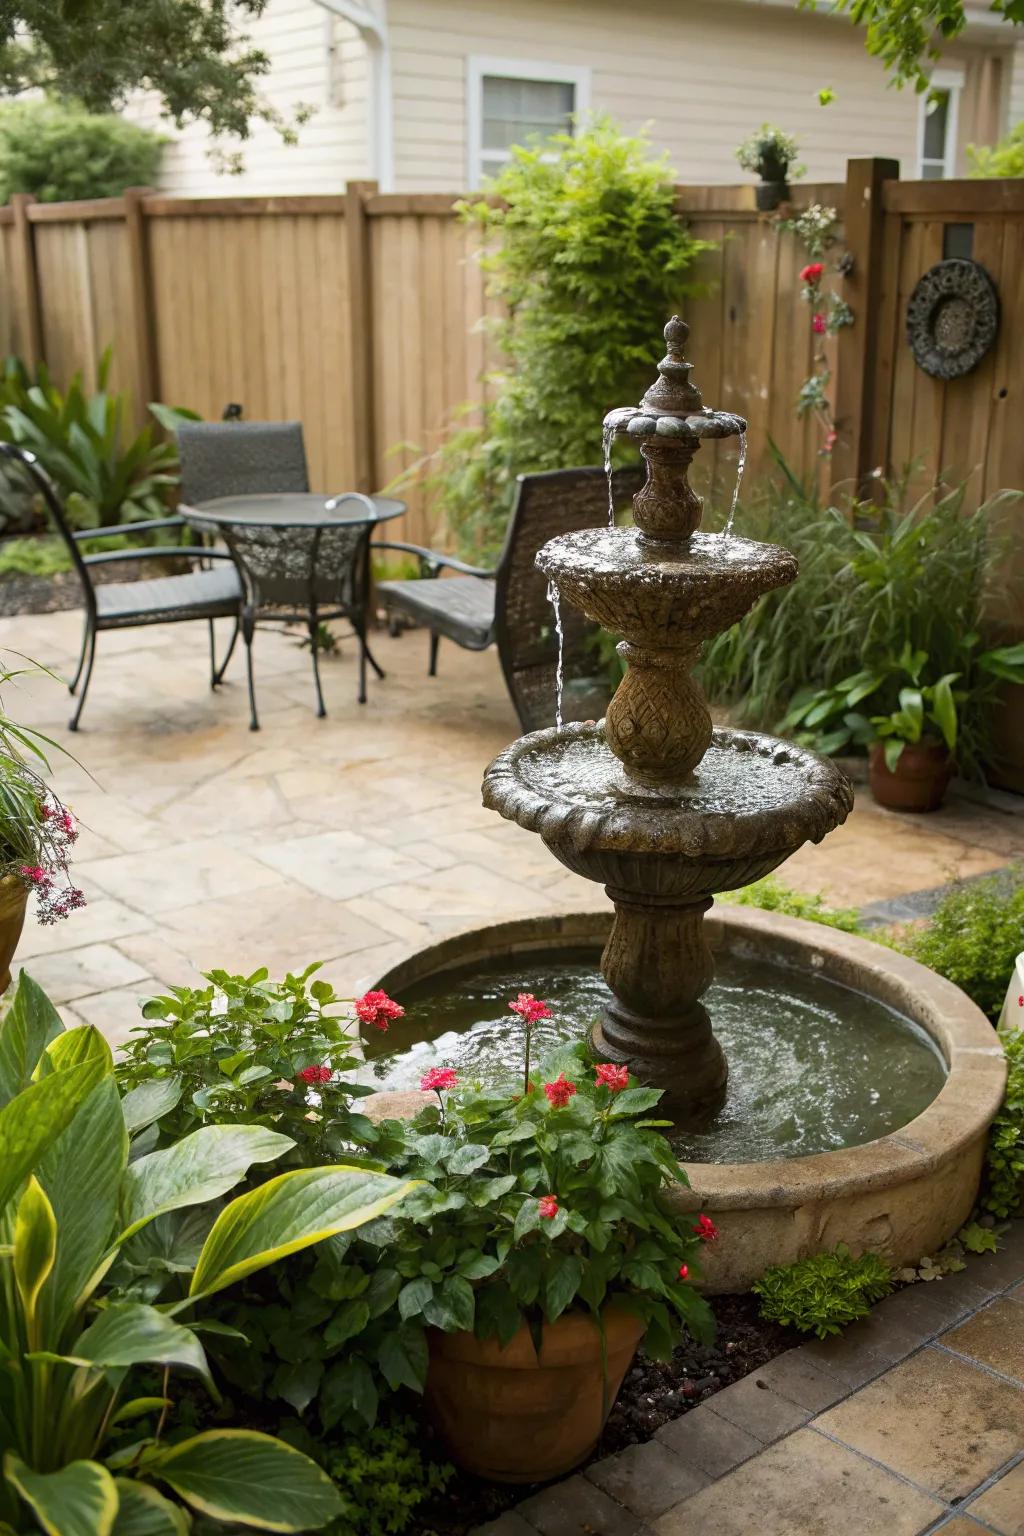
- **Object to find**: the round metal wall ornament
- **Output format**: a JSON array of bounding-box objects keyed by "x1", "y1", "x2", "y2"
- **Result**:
[{"x1": 906, "y1": 258, "x2": 999, "y2": 380}]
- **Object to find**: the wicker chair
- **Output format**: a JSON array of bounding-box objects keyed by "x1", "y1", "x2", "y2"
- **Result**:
[
  {"x1": 376, "y1": 465, "x2": 643, "y2": 731},
  {"x1": 0, "y1": 442, "x2": 242, "y2": 732},
  {"x1": 177, "y1": 422, "x2": 385, "y2": 729}
]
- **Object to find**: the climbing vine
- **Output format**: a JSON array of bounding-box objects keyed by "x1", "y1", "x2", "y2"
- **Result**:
[{"x1": 777, "y1": 203, "x2": 854, "y2": 455}]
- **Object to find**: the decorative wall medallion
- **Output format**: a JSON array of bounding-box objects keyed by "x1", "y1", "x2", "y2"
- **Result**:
[{"x1": 906, "y1": 258, "x2": 999, "y2": 379}]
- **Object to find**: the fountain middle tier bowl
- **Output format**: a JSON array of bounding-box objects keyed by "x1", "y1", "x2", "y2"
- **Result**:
[
  {"x1": 537, "y1": 528, "x2": 798, "y2": 649},
  {"x1": 483, "y1": 723, "x2": 854, "y2": 899}
]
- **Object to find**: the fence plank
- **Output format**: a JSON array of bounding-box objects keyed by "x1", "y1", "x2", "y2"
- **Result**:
[{"x1": 10, "y1": 194, "x2": 42, "y2": 369}]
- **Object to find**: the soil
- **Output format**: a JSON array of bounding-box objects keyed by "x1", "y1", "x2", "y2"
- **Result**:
[{"x1": 413, "y1": 1293, "x2": 789, "y2": 1535}]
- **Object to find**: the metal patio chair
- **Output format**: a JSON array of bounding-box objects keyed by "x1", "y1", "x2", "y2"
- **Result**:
[
  {"x1": 176, "y1": 421, "x2": 387, "y2": 729},
  {"x1": 375, "y1": 465, "x2": 643, "y2": 731},
  {"x1": 0, "y1": 442, "x2": 242, "y2": 732}
]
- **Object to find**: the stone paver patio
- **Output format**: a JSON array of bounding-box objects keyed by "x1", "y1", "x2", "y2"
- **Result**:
[{"x1": 2, "y1": 605, "x2": 1022, "y2": 1048}]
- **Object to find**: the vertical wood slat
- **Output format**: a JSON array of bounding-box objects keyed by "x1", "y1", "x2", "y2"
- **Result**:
[
  {"x1": 10, "y1": 194, "x2": 42, "y2": 369},
  {"x1": 345, "y1": 180, "x2": 378, "y2": 494},
  {"x1": 123, "y1": 188, "x2": 159, "y2": 415}
]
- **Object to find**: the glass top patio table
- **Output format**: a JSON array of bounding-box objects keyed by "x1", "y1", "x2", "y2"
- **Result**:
[{"x1": 179, "y1": 492, "x2": 406, "y2": 530}]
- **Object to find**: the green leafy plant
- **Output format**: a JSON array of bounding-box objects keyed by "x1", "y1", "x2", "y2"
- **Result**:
[
  {"x1": 969, "y1": 121, "x2": 1024, "y2": 178},
  {"x1": 399, "y1": 117, "x2": 710, "y2": 560},
  {"x1": 0, "y1": 971, "x2": 417, "y2": 1533},
  {"x1": 719, "y1": 875, "x2": 863, "y2": 933},
  {"x1": 0, "y1": 351, "x2": 198, "y2": 529},
  {"x1": 735, "y1": 123, "x2": 802, "y2": 181},
  {"x1": 0, "y1": 99, "x2": 163, "y2": 203},
  {"x1": 115, "y1": 965, "x2": 401, "y2": 1164},
  {"x1": 0, "y1": 530, "x2": 155, "y2": 580},
  {"x1": 982, "y1": 1024, "x2": 1024, "y2": 1218},
  {"x1": 753, "y1": 1244, "x2": 893, "y2": 1338},
  {"x1": 896, "y1": 867, "x2": 1024, "y2": 1025},
  {"x1": 284, "y1": 1415, "x2": 452, "y2": 1536}
]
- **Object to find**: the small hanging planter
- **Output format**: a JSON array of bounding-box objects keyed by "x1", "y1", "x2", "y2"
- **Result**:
[{"x1": 736, "y1": 124, "x2": 802, "y2": 214}]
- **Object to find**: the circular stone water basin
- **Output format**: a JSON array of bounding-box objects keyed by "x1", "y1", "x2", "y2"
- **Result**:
[{"x1": 358, "y1": 947, "x2": 946, "y2": 1164}]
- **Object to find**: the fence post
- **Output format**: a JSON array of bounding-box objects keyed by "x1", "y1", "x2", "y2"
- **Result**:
[
  {"x1": 831, "y1": 157, "x2": 900, "y2": 491},
  {"x1": 345, "y1": 179, "x2": 378, "y2": 493},
  {"x1": 123, "y1": 187, "x2": 160, "y2": 418},
  {"x1": 10, "y1": 193, "x2": 43, "y2": 369}
]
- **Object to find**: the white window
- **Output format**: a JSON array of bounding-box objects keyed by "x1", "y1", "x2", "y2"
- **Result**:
[
  {"x1": 467, "y1": 56, "x2": 591, "y2": 188},
  {"x1": 918, "y1": 68, "x2": 964, "y2": 179}
]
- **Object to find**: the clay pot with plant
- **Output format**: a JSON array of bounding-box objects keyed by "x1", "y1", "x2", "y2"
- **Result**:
[
  {"x1": 736, "y1": 123, "x2": 802, "y2": 211},
  {"x1": 381, "y1": 1000, "x2": 715, "y2": 1484},
  {"x1": 0, "y1": 656, "x2": 85, "y2": 989},
  {"x1": 783, "y1": 639, "x2": 1024, "y2": 813}
]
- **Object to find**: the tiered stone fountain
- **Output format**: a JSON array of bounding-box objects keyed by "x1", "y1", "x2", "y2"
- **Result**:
[{"x1": 482, "y1": 317, "x2": 854, "y2": 1124}]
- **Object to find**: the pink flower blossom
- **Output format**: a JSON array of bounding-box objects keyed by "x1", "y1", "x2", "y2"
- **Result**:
[
  {"x1": 509, "y1": 993, "x2": 552, "y2": 1026},
  {"x1": 693, "y1": 1214, "x2": 719, "y2": 1242},
  {"x1": 296, "y1": 1064, "x2": 332, "y2": 1085},
  {"x1": 595, "y1": 1063, "x2": 629, "y2": 1093},
  {"x1": 812, "y1": 312, "x2": 826, "y2": 334},
  {"x1": 538, "y1": 1195, "x2": 559, "y2": 1220},
  {"x1": 19, "y1": 865, "x2": 48, "y2": 885},
  {"x1": 543, "y1": 1073, "x2": 576, "y2": 1109},
  {"x1": 420, "y1": 1066, "x2": 458, "y2": 1093},
  {"x1": 355, "y1": 989, "x2": 405, "y2": 1032}
]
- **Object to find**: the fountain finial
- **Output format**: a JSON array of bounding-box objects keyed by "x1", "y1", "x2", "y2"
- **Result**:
[{"x1": 641, "y1": 315, "x2": 704, "y2": 418}]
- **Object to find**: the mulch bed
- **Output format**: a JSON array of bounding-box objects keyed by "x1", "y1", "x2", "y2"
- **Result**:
[
  {"x1": 1, "y1": 556, "x2": 192, "y2": 617},
  {"x1": 413, "y1": 1293, "x2": 789, "y2": 1535}
]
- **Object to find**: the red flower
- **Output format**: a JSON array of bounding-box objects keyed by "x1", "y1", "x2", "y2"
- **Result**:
[
  {"x1": 678, "y1": 1264, "x2": 689, "y2": 1280},
  {"x1": 800, "y1": 262, "x2": 824, "y2": 284},
  {"x1": 420, "y1": 1066, "x2": 458, "y2": 1093},
  {"x1": 538, "y1": 1195, "x2": 559, "y2": 1220},
  {"x1": 296, "y1": 1064, "x2": 332, "y2": 1085},
  {"x1": 355, "y1": 989, "x2": 405, "y2": 1032},
  {"x1": 509, "y1": 992, "x2": 552, "y2": 1025},
  {"x1": 812, "y1": 312, "x2": 826, "y2": 334},
  {"x1": 543, "y1": 1073, "x2": 576, "y2": 1109},
  {"x1": 19, "y1": 865, "x2": 48, "y2": 885},
  {"x1": 595, "y1": 1063, "x2": 629, "y2": 1093},
  {"x1": 693, "y1": 1214, "x2": 719, "y2": 1242},
  {"x1": 824, "y1": 428, "x2": 838, "y2": 452}
]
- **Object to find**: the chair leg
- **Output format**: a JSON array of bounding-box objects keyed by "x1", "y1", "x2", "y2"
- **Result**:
[
  {"x1": 68, "y1": 616, "x2": 90, "y2": 695},
  {"x1": 242, "y1": 608, "x2": 259, "y2": 731},
  {"x1": 309, "y1": 612, "x2": 327, "y2": 719},
  {"x1": 363, "y1": 633, "x2": 385, "y2": 681},
  {"x1": 212, "y1": 615, "x2": 240, "y2": 687},
  {"x1": 68, "y1": 623, "x2": 96, "y2": 732},
  {"x1": 429, "y1": 631, "x2": 440, "y2": 677},
  {"x1": 208, "y1": 618, "x2": 217, "y2": 689}
]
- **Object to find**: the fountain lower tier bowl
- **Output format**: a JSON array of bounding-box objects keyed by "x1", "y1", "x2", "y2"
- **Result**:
[
  {"x1": 483, "y1": 722, "x2": 854, "y2": 899},
  {"x1": 537, "y1": 528, "x2": 797, "y2": 647},
  {"x1": 357, "y1": 909, "x2": 1005, "y2": 1292}
]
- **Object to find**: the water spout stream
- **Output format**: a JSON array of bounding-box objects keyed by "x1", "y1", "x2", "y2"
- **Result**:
[
  {"x1": 602, "y1": 421, "x2": 616, "y2": 528},
  {"x1": 547, "y1": 579, "x2": 565, "y2": 728},
  {"x1": 724, "y1": 428, "x2": 747, "y2": 536}
]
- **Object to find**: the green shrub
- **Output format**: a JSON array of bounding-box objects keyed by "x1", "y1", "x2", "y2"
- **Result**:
[
  {"x1": 753, "y1": 1245, "x2": 893, "y2": 1338},
  {"x1": 969, "y1": 122, "x2": 1024, "y2": 178},
  {"x1": 0, "y1": 99, "x2": 163, "y2": 203},
  {"x1": 719, "y1": 875, "x2": 863, "y2": 933},
  {"x1": 897, "y1": 868, "x2": 1024, "y2": 1024},
  {"x1": 307, "y1": 1417, "x2": 452, "y2": 1536},
  {"x1": 983, "y1": 1026, "x2": 1024, "y2": 1218},
  {"x1": 403, "y1": 117, "x2": 711, "y2": 560}
]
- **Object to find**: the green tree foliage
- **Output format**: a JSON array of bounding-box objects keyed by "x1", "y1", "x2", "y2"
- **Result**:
[
  {"x1": 408, "y1": 117, "x2": 711, "y2": 559},
  {"x1": 799, "y1": 1, "x2": 1023, "y2": 90},
  {"x1": 0, "y1": 0, "x2": 306, "y2": 157},
  {"x1": 969, "y1": 121, "x2": 1024, "y2": 178},
  {"x1": 0, "y1": 100, "x2": 163, "y2": 203}
]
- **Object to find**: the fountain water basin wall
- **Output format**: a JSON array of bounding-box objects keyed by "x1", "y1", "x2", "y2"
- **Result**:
[{"x1": 362, "y1": 908, "x2": 1006, "y2": 1293}]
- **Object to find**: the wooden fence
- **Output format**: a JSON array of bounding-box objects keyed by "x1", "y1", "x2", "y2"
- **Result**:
[{"x1": 2, "y1": 162, "x2": 1022, "y2": 548}]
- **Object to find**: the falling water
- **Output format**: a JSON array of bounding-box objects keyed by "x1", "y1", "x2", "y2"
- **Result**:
[
  {"x1": 724, "y1": 428, "x2": 747, "y2": 537},
  {"x1": 602, "y1": 421, "x2": 617, "y2": 528},
  {"x1": 547, "y1": 579, "x2": 565, "y2": 729}
]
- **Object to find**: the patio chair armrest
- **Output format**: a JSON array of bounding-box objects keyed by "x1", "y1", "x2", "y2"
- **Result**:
[
  {"x1": 372, "y1": 539, "x2": 494, "y2": 579},
  {"x1": 82, "y1": 547, "x2": 236, "y2": 567},
  {"x1": 72, "y1": 516, "x2": 186, "y2": 541}
]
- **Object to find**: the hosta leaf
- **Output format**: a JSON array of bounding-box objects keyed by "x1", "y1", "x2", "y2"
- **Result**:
[
  {"x1": 145, "y1": 1431, "x2": 342, "y2": 1531},
  {"x1": 0, "y1": 1053, "x2": 109, "y2": 1215},
  {"x1": 41, "y1": 1024, "x2": 113, "y2": 1078},
  {"x1": 0, "y1": 973, "x2": 63, "y2": 1106},
  {"x1": 42, "y1": 1302, "x2": 212, "y2": 1392},
  {"x1": 5, "y1": 1455, "x2": 118, "y2": 1536},
  {"x1": 189, "y1": 1166, "x2": 418, "y2": 1299},
  {"x1": 120, "y1": 1125, "x2": 295, "y2": 1240},
  {"x1": 13, "y1": 1176, "x2": 56, "y2": 1327},
  {"x1": 112, "y1": 1480, "x2": 190, "y2": 1536}
]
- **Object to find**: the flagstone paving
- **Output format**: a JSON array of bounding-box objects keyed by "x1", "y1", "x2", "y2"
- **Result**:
[{"x1": 1, "y1": 606, "x2": 1021, "y2": 1044}]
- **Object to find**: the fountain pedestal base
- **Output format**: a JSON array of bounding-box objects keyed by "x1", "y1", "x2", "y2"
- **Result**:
[{"x1": 595, "y1": 891, "x2": 728, "y2": 1126}]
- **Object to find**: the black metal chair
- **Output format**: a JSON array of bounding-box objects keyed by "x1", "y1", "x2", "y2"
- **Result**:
[
  {"x1": 375, "y1": 465, "x2": 643, "y2": 731},
  {"x1": 176, "y1": 422, "x2": 385, "y2": 729},
  {"x1": 0, "y1": 442, "x2": 242, "y2": 731}
]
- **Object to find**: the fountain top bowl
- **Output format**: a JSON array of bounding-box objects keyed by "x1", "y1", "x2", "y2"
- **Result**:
[{"x1": 603, "y1": 316, "x2": 746, "y2": 445}]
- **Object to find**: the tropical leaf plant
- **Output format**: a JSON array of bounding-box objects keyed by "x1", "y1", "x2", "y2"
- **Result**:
[{"x1": 0, "y1": 972, "x2": 419, "y2": 1534}]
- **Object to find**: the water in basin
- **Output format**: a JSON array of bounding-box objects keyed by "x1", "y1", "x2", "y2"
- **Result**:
[{"x1": 358, "y1": 949, "x2": 946, "y2": 1164}]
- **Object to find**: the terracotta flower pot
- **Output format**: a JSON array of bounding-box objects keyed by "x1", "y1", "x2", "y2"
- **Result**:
[
  {"x1": 0, "y1": 874, "x2": 28, "y2": 994},
  {"x1": 425, "y1": 1305, "x2": 645, "y2": 1483},
  {"x1": 869, "y1": 740, "x2": 952, "y2": 813}
]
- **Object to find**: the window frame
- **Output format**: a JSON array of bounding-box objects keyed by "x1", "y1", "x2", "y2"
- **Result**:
[
  {"x1": 466, "y1": 55, "x2": 592, "y2": 189},
  {"x1": 917, "y1": 66, "x2": 964, "y2": 179}
]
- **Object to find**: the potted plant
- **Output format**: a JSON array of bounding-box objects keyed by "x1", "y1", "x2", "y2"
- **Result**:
[
  {"x1": 736, "y1": 123, "x2": 802, "y2": 210},
  {"x1": 783, "y1": 639, "x2": 1024, "y2": 812},
  {"x1": 0, "y1": 658, "x2": 84, "y2": 989},
  {"x1": 381, "y1": 999, "x2": 714, "y2": 1484}
]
